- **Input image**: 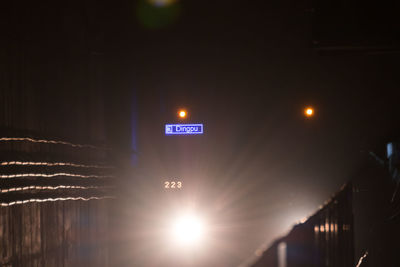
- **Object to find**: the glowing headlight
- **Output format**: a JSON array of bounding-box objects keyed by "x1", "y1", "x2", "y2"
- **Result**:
[{"x1": 170, "y1": 213, "x2": 205, "y2": 246}]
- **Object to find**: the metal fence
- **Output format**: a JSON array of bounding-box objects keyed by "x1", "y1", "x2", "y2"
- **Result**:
[
  {"x1": 0, "y1": 199, "x2": 111, "y2": 267},
  {"x1": 252, "y1": 183, "x2": 354, "y2": 267},
  {"x1": 0, "y1": 1, "x2": 113, "y2": 266}
]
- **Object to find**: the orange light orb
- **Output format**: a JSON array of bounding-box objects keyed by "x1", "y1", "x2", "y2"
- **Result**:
[
  {"x1": 304, "y1": 107, "x2": 314, "y2": 117},
  {"x1": 178, "y1": 110, "x2": 187, "y2": 119}
]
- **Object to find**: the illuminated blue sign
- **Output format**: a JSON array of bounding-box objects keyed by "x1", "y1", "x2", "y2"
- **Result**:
[{"x1": 165, "y1": 124, "x2": 204, "y2": 135}]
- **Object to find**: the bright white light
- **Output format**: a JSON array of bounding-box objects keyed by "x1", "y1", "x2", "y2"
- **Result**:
[{"x1": 170, "y1": 213, "x2": 205, "y2": 246}]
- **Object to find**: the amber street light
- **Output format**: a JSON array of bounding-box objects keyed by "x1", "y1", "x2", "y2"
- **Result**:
[
  {"x1": 304, "y1": 107, "x2": 314, "y2": 118},
  {"x1": 178, "y1": 109, "x2": 187, "y2": 119}
]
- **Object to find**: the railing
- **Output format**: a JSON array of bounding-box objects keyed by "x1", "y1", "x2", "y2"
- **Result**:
[{"x1": 0, "y1": 134, "x2": 114, "y2": 267}]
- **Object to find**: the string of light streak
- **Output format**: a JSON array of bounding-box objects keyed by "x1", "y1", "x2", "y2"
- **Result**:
[
  {"x1": 0, "y1": 173, "x2": 113, "y2": 179},
  {"x1": 356, "y1": 251, "x2": 368, "y2": 267},
  {"x1": 0, "y1": 137, "x2": 107, "y2": 149},
  {"x1": 1, "y1": 161, "x2": 113, "y2": 169},
  {"x1": 0, "y1": 196, "x2": 115, "y2": 207},
  {"x1": 1, "y1": 185, "x2": 112, "y2": 193}
]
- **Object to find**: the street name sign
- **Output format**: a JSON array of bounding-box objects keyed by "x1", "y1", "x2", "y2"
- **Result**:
[{"x1": 165, "y1": 124, "x2": 204, "y2": 135}]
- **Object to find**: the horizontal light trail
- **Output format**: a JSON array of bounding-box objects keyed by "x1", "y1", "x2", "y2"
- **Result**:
[
  {"x1": 0, "y1": 137, "x2": 106, "y2": 150},
  {"x1": 1, "y1": 161, "x2": 113, "y2": 169},
  {"x1": 0, "y1": 173, "x2": 113, "y2": 179},
  {"x1": 0, "y1": 185, "x2": 112, "y2": 193},
  {"x1": 0, "y1": 196, "x2": 115, "y2": 207}
]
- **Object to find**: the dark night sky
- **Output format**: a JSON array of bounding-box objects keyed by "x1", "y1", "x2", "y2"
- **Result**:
[
  {"x1": 1, "y1": 0, "x2": 398, "y2": 266},
  {"x1": 106, "y1": 0, "x2": 400, "y2": 266}
]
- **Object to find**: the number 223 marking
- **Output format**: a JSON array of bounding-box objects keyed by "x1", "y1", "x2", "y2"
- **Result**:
[{"x1": 164, "y1": 181, "x2": 182, "y2": 189}]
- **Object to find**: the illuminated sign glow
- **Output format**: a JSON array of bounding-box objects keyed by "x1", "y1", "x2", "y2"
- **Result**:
[{"x1": 165, "y1": 124, "x2": 204, "y2": 135}]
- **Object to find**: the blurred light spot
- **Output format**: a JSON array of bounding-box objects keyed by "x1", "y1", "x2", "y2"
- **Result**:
[
  {"x1": 299, "y1": 217, "x2": 307, "y2": 224},
  {"x1": 137, "y1": 0, "x2": 181, "y2": 29},
  {"x1": 278, "y1": 242, "x2": 287, "y2": 267},
  {"x1": 178, "y1": 109, "x2": 187, "y2": 119},
  {"x1": 255, "y1": 249, "x2": 264, "y2": 257},
  {"x1": 148, "y1": 0, "x2": 177, "y2": 7},
  {"x1": 356, "y1": 251, "x2": 369, "y2": 267},
  {"x1": 170, "y1": 213, "x2": 205, "y2": 246},
  {"x1": 387, "y1": 142, "x2": 394, "y2": 158},
  {"x1": 304, "y1": 107, "x2": 314, "y2": 117}
]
